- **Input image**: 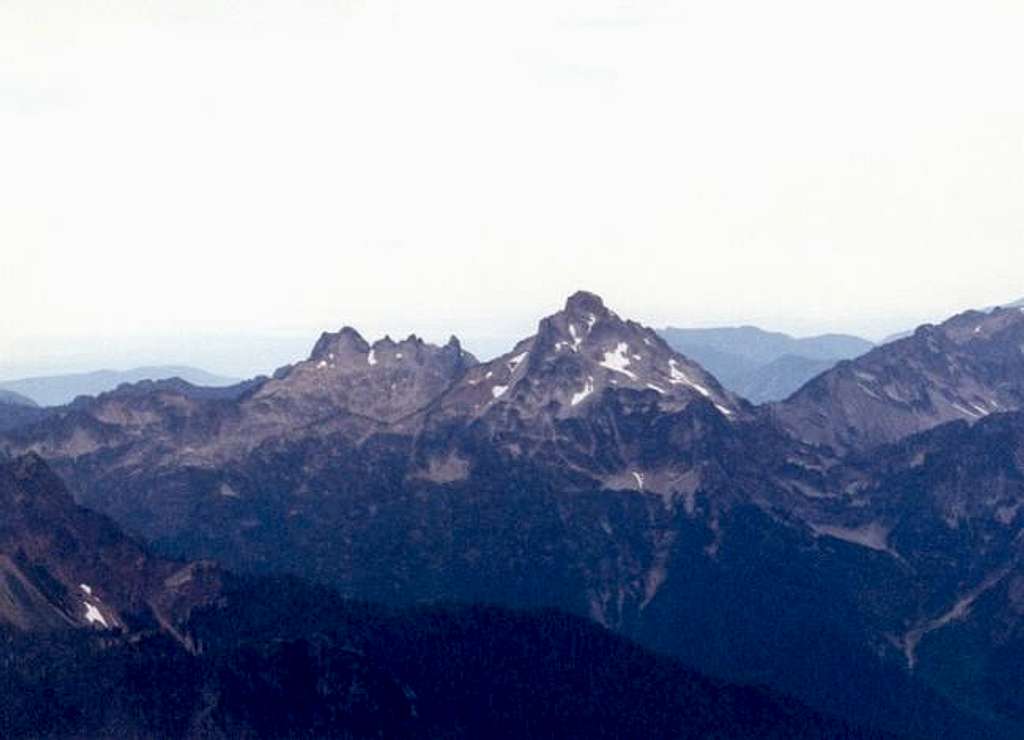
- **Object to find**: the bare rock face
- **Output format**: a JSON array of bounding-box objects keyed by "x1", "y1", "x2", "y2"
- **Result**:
[
  {"x1": 243, "y1": 329, "x2": 476, "y2": 431},
  {"x1": 774, "y1": 306, "x2": 1024, "y2": 453}
]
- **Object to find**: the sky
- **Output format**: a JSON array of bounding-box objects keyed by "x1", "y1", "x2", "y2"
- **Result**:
[{"x1": 2, "y1": 1, "x2": 1023, "y2": 378}]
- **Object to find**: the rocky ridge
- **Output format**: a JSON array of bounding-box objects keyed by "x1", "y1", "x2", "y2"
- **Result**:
[{"x1": 774, "y1": 305, "x2": 1024, "y2": 453}]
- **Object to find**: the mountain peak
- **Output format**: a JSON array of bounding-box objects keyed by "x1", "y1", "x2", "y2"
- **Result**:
[
  {"x1": 434, "y1": 293, "x2": 743, "y2": 428},
  {"x1": 310, "y1": 326, "x2": 370, "y2": 361},
  {"x1": 564, "y1": 290, "x2": 608, "y2": 317}
]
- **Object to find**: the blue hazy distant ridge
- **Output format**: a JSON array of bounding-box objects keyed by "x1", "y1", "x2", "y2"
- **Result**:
[
  {"x1": 0, "y1": 366, "x2": 240, "y2": 407},
  {"x1": 658, "y1": 325, "x2": 874, "y2": 403}
]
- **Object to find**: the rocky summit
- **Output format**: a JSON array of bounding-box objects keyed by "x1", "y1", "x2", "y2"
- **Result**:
[
  {"x1": 252, "y1": 328, "x2": 477, "y2": 426},
  {"x1": 438, "y1": 291, "x2": 743, "y2": 421}
]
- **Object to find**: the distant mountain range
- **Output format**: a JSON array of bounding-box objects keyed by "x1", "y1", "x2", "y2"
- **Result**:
[
  {"x1": 658, "y1": 325, "x2": 874, "y2": 402},
  {"x1": 0, "y1": 389, "x2": 37, "y2": 408},
  {"x1": 673, "y1": 299, "x2": 1024, "y2": 402},
  {"x1": 8, "y1": 291, "x2": 1024, "y2": 737},
  {"x1": 0, "y1": 365, "x2": 240, "y2": 407}
]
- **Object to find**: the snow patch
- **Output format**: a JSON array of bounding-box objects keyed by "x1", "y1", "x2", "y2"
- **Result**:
[
  {"x1": 646, "y1": 383, "x2": 665, "y2": 394},
  {"x1": 84, "y1": 602, "x2": 108, "y2": 628},
  {"x1": 811, "y1": 521, "x2": 892, "y2": 553},
  {"x1": 316, "y1": 360, "x2": 328, "y2": 369},
  {"x1": 600, "y1": 343, "x2": 637, "y2": 380},
  {"x1": 367, "y1": 349, "x2": 377, "y2": 366},
  {"x1": 219, "y1": 483, "x2": 241, "y2": 499},
  {"x1": 571, "y1": 377, "x2": 595, "y2": 406},
  {"x1": 491, "y1": 385, "x2": 509, "y2": 399},
  {"x1": 951, "y1": 401, "x2": 982, "y2": 418},
  {"x1": 395, "y1": 353, "x2": 403, "y2": 360},
  {"x1": 668, "y1": 360, "x2": 710, "y2": 397},
  {"x1": 632, "y1": 472, "x2": 644, "y2": 490},
  {"x1": 857, "y1": 383, "x2": 881, "y2": 400},
  {"x1": 507, "y1": 352, "x2": 528, "y2": 373},
  {"x1": 80, "y1": 584, "x2": 92, "y2": 596},
  {"x1": 884, "y1": 385, "x2": 905, "y2": 402},
  {"x1": 568, "y1": 324, "x2": 583, "y2": 351},
  {"x1": 714, "y1": 403, "x2": 734, "y2": 417}
]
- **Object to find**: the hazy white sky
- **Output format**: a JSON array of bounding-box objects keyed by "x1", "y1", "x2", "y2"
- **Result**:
[{"x1": 2, "y1": 1, "x2": 1023, "y2": 377}]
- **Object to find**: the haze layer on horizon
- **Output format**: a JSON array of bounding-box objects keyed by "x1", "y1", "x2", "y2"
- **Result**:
[{"x1": 3, "y1": 1, "x2": 1023, "y2": 378}]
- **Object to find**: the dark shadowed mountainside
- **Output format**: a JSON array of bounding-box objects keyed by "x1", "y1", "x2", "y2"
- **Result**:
[
  {"x1": 0, "y1": 454, "x2": 222, "y2": 635},
  {"x1": 0, "y1": 455, "x2": 883, "y2": 740}
]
